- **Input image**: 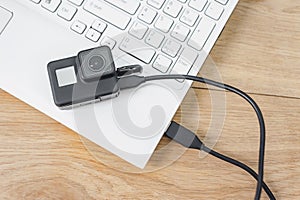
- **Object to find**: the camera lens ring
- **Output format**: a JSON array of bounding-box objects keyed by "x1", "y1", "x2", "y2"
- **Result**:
[{"x1": 88, "y1": 55, "x2": 106, "y2": 72}]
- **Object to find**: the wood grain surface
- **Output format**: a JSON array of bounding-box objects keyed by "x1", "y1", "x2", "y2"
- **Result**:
[{"x1": 1, "y1": 0, "x2": 300, "y2": 199}]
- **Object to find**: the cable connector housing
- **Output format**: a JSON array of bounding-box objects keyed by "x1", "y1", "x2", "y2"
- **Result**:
[
  {"x1": 117, "y1": 75, "x2": 146, "y2": 90},
  {"x1": 164, "y1": 121, "x2": 203, "y2": 150}
]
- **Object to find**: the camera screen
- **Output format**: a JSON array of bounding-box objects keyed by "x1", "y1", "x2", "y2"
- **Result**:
[{"x1": 56, "y1": 66, "x2": 77, "y2": 87}]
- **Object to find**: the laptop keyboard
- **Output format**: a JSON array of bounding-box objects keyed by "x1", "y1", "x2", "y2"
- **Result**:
[{"x1": 29, "y1": 0, "x2": 233, "y2": 75}]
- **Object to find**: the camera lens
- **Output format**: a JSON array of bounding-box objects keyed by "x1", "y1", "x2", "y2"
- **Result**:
[{"x1": 88, "y1": 56, "x2": 106, "y2": 72}]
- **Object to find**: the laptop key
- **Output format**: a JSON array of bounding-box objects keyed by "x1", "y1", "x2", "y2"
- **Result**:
[
  {"x1": 147, "y1": 0, "x2": 166, "y2": 9},
  {"x1": 188, "y1": 17, "x2": 215, "y2": 50},
  {"x1": 153, "y1": 54, "x2": 172, "y2": 73},
  {"x1": 84, "y1": 0, "x2": 131, "y2": 30},
  {"x1": 205, "y1": 2, "x2": 224, "y2": 20},
  {"x1": 138, "y1": 7, "x2": 157, "y2": 24},
  {"x1": 57, "y1": 3, "x2": 77, "y2": 21},
  {"x1": 155, "y1": 15, "x2": 174, "y2": 33},
  {"x1": 216, "y1": 0, "x2": 229, "y2": 5},
  {"x1": 189, "y1": 0, "x2": 207, "y2": 12},
  {"x1": 41, "y1": 0, "x2": 62, "y2": 12},
  {"x1": 164, "y1": 0, "x2": 183, "y2": 18},
  {"x1": 145, "y1": 30, "x2": 165, "y2": 48},
  {"x1": 129, "y1": 21, "x2": 148, "y2": 39},
  {"x1": 92, "y1": 20, "x2": 107, "y2": 33},
  {"x1": 71, "y1": 20, "x2": 86, "y2": 34},
  {"x1": 101, "y1": 36, "x2": 116, "y2": 49},
  {"x1": 180, "y1": 8, "x2": 198, "y2": 27},
  {"x1": 86, "y1": 28, "x2": 101, "y2": 42},
  {"x1": 171, "y1": 23, "x2": 190, "y2": 42},
  {"x1": 31, "y1": 0, "x2": 41, "y2": 3},
  {"x1": 120, "y1": 36, "x2": 156, "y2": 64},
  {"x1": 104, "y1": 0, "x2": 140, "y2": 15},
  {"x1": 0, "y1": 7, "x2": 12, "y2": 35},
  {"x1": 68, "y1": 0, "x2": 84, "y2": 6},
  {"x1": 162, "y1": 39, "x2": 181, "y2": 58},
  {"x1": 171, "y1": 48, "x2": 198, "y2": 75}
]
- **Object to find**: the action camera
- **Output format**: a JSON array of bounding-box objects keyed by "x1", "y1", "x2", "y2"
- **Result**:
[{"x1": 47, "y1": 46, "x2": 120, "y2": 110}]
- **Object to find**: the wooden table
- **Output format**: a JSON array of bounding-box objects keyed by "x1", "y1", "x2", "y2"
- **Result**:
[{"x1": 1, "y1": 0, "x2": 300, "y2": 199}]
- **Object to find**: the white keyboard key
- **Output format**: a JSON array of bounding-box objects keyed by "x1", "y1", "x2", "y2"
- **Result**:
[
  {"x1": 171, "y1": 23, "x2": 190, "y2": 42},
  {"x1": 92, "y1": 20, "x2": 107, "y2": 33},
  {"x1": 104, "y1": 0, "x2": 140, "y2": 15},
  {"x1": 41, "y1": 0, "x2": 62, "y2": 12},
  {"x1": 180, "y1": 8, "x2": 198, "y2": 27},
  {"x1": 162, "y1": 39, "x2": 181, "y2": 57},
  {"x1": 138, "y1": 7, "x2": 157, "y2": 24},
  {"x1": 216, "y1": 0, "x2": 228, "y2": 5},
  {"x1": 205, "y1": 2, "x2": 224, "y2": 20},
  {"x1": 31, "y1": 0, "x2": 41, "y2": 3},
  {"x1": 154, "y1": 15, "x2": 173, "y2": 33},
  {"x1": 71, "y1": 20, "x2": 86, "y2": 34},
  {"x1": 57, "y1": 4, "x2": 77, "y2": 21},
  {"x1": 153, "y1": 55, "x2": 172, "y2": 73},
  {"x1": 188, "y1": 18, "x2": 215, "y2": 50},
  {"x1": 147, "y1": 0, "x2": 166, "y2": 9},
  {"x1": 145, "y1": 30, "x2": 165, "y2": 48},
  {"x1": 84, "y1": 0, "x2": 131, "y2": 30},
  {"x1": 164, "y1": 0, "x2": 182, "y2": 18},
  {"x1": 85, "y1": 28, "x2": 101, "y2": 42},
  {"x1": 180, "y1": 47, "x2": 198, "y2": 65},
  {"x1": 0, "y1": 7, "x2": 12, "y2": 34},
  {"x1": 171, "y1": 48, "x2": 198, "y2": 75},
  {"x1": 171, "y1": 58, "x2": 191, "y2": 75},
  {"x1": 129, "y1": 21, "x2": 148, "y2": 39},
  {"x1": 120, "y1": 36, "x2": 156, "y2": 64},
  {"x1": 101, "y1": 36, "x2": 116, "y2": 49},
  {"x1": 68, "y1": 0, "x2": 84, "y2": 6},
  {"x1": 189, "y1": 0, "x2": 207, "y2": 12}
]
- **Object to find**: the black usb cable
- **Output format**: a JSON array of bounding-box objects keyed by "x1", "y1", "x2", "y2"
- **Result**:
[
  {"x1": 118, "y1": 74, "x2": 276, "y2": 199},
  {"x1": 164, "y1": 121, "x2": 276, "y2": 200}
]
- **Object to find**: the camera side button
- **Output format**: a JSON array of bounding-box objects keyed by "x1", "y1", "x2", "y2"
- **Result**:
[{"x1": 85, "y1": 28, "x2": 101, "y2": 42}]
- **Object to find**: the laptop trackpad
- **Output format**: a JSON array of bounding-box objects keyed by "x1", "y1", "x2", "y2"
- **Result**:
[{"x1": 0, "y1": 6, "x2": 13, "y2": 35}]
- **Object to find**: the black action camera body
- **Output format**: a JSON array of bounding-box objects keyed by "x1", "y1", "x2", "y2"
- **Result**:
[{"x1": 47, "y1": 46, "x2": 120, "y2": 109}]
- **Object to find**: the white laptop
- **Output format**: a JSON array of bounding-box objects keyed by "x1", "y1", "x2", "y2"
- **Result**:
[{"x1": 0, "y1": 0, "x2": 238, "y2": 168}]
